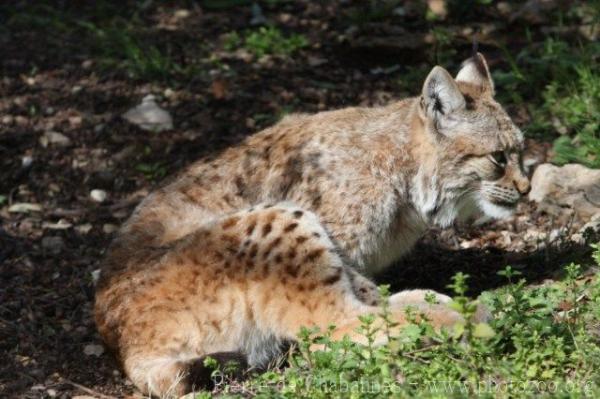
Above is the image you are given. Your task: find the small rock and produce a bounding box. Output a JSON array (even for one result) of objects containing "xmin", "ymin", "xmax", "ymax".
[
  {"xmin": 76, "ymin": 224, "xmax": 93, "ymax": 234},
  {"xmin": 103, "ymin": 224, "xmax": 118, "ymax": 234},
  {"xmin": 81, "ymin": 59, "xmax": 94, "ymax": 69},
  {"xmin": 90, "ymin": 189, "xmax": 108, "ymax": 203},
  {"xmin": 42, "ymin": 236, "xmax": 65, "ymax": 254},
  {"xmin": 71, "ymin": 85, "xmax": 83, "ymax": 94},
  {"xmin": 278, "ymin": 13, "xmax": 292, "ymax": 23},
  {"xmin": 122, "ymin": 95, "xmax": 173, "ymax": 132},
  {"xmin": 46, "ymin": 388, "xmax": 57, "ymax": 397},
  {"xmin": 40, "ymin": 131, "xmax": 71, "ymax": 147},
  {"xmin": 83, "ymin": 343, "xmax": 105, "ymax": 357},
  {"xmin": 529, "ymin": 163, "xmax": 600, "ymax": 220},
  {"xmin": 91, "ymin": 269, "xmax": 101, "ymax": 285},
  {"xmin": 163, "ymin": 88, "xmax": 175, "ymax": 98},
  {"xmin": 174, "ymin": 9, "xmax": 190, "ymax": 19},
  {"xmin": 69, "ymin": 115, "xmax": 83, "ymax": 127},
  {"xmin": 21, "ymin": 155, "xmax": 33, "ymax": 168},
  {"xmin": 1, "ymin": 115, "xmax": 14, "ymax": 125},
  {"xmin": 15, "ymin": 115, "xmax": 28, "ymax": 126}
]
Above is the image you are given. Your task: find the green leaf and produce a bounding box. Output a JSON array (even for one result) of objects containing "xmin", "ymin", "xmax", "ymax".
[
  {"xmin": 452, "ymin": 322, "xmax": 465, "ymax": 339},
  {"xmin": 473, "ymin": 322, "xmax": 496, "ymax": 339},
  {"xmin": 400, "ymin": 324, "xmax": 422, "ymax": 342}
]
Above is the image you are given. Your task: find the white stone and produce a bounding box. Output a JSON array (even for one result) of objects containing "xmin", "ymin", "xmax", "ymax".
[
  {"xmin": 90, "ymin": 189, "xmax": 108, "ymax": 203},
  {"xmin": 122, "ymin": 95, "xmax": 173, "ymax": 132},
  {"xmin": 21, "ymin": 155, "xmax": 33, "ymax": 168}
]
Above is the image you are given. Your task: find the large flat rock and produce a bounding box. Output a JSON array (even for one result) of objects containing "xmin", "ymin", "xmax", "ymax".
[{"xmin": 529, "ymin": 163, "xmax": 600, "ymax": 221}]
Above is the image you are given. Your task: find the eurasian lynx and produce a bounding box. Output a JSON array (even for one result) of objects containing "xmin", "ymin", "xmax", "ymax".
[{"xmin": 95, "ymin": 53, "xmax": 530, "ymax": 397}]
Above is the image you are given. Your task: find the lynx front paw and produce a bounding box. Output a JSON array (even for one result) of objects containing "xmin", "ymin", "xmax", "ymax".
[
  {"xmin": 348, "ymin": 271, "xmax": 380, "ymax": 306},
  {"xmin": 388, "ymin": 289, "xmax": 492, "ymax": 326}
]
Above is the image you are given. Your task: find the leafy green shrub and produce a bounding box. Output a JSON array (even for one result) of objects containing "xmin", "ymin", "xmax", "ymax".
[
  {"xmin": 549, "ymin": 65, "xmax": 600, "ymax": 168},
  {"xmin": 224, "ymin": 26, "xmax": 308, "ymax": 58},
  {"xmin": 491, "ymin": 1, "xmax": 599, "ymax": 167},
  {"xmin": 77, "ymin": 19, "xmax": 189, "ymax": 81},
  {"xmin": 200, "ymin": 244, "xmax": 600, "ymax": 398}
]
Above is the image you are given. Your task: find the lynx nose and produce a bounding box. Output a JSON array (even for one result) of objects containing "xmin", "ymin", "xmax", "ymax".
[{"xmin": 513, "ymin": 174, "xmax": 530, "ymax": 196}]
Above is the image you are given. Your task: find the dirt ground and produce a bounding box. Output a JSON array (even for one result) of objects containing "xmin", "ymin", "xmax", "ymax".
[{"xmin": 0, "ymin": 1, "xmax": 596, "ymax": 398}]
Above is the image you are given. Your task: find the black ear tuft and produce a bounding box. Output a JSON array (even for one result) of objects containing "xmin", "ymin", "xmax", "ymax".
[
  {"xmin": 422, "ymin": 66, "xmax": 465, "ymax": 124},
  {"xmin": 432, "ymin": 94, "xmax": 444, "ymax": 115}
]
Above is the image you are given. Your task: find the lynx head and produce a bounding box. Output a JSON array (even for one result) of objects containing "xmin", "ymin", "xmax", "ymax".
[{"xmin": 417, "ymin": 53, "xmax": 530, "ymax": 223}]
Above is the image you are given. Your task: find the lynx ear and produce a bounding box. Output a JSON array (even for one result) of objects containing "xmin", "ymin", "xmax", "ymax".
[
  {"xmin": 456, "ymin": 52, "xmax": 494, "ymax": 94},
  {"xmin": 422, "ymin": 66, "xmax": 465, "ymax": 124}
]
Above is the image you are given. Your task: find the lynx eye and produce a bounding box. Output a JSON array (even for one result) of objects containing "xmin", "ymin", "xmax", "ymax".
[{"xmin": 489, "ymin": 151, "xmax": 507, "ymax": 167}]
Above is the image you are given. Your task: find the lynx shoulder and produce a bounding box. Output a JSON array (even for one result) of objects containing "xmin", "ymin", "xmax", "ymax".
[{"xmin": 95, "ymin": 53, "xmax": 528, "ymax": 397}]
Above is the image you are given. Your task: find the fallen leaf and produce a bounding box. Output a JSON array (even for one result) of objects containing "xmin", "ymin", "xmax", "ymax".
[
  {"xmin": 42, "ymin": 220, "xmax": 73, "ymax": 230},
  {"xmin": 40, "ymin": 131, "xmax": 71, "ymax": 147},
  {"xmin": 8, "ymin": 203, "xmax": 42, "ymax": 213},
  {"xmin": 211, "ymin": 79, "xmax": 229, "ymax": 100}
]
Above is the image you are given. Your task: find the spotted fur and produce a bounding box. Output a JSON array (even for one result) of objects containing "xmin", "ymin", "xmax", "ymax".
[{"xmin": 95, "ymin": 54, "xmax": 528, "ymax": 397}]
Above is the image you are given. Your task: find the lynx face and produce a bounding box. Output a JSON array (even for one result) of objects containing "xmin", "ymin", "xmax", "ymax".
[{"xmin": 420, "ymin": 53, "xmax": 530, "ymax": 221}]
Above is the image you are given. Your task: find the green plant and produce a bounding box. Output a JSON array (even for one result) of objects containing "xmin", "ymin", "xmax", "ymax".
[
  {"xmin": 549, "ymin": 64, "xmax": 600, "ymax": 167},
  {"xmin": 491, "ymin": 2, "xmax": 599, "ymax": 167},
  {"xmin": 77, "ymin": 19, "xmax": 189, "ymax": 81},
  {"xmin": 225, "ymin": 26, "xmax": 308, "ymax": 58},
  {"xmin": 135, "ymin": 161, "xmax": 167, "ymax": 181}
]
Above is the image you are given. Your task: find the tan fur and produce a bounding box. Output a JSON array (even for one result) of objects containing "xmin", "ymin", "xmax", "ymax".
[{"xmin": 95, "ymin": 54, "xmax": 528, "ymax": 397}]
